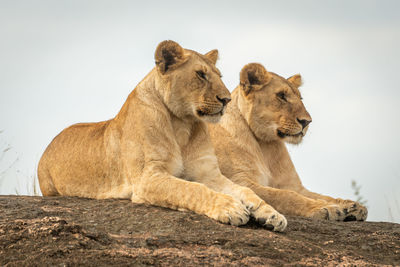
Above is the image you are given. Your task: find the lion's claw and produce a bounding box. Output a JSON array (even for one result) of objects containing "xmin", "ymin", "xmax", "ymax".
[{"xmin": 252, "ymin": 205, "xmax": 287, "ymax": 232}]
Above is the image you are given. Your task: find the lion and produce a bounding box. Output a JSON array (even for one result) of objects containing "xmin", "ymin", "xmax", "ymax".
[
  {"xmin": 38, "ymin": 41, "xmax": 287, "ymax": 231},
  {"xmin": 208, "ymin": 63, "xmax": 368, "ymax": 221}
]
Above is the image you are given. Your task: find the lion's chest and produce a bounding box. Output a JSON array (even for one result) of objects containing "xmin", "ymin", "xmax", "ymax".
[
  {"xmin": 167, "ymin": 152, "xmax": 184, "ymax": 178},
  {"xmin": 173, "ymin": 122, "xmax": 192, "ymax": 148},
  {"xmin": 169, "ymin": 119, "xmax": 193, "ymax": 178},
  {"xmin": 257, "ymin": 170, "xmax": 272, "ymax": 187}
]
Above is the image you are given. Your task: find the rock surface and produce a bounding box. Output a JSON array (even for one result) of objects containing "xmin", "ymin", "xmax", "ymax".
[{"xmin": 0, "ymin": 196, "xmax": 399, "ymax": 266}]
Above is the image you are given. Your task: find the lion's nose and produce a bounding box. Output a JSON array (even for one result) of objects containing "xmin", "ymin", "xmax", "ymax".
[
  {"xmin": 216, "ymin": 96, "xmax": 231, "ymax": 106},
  {"xmin": 297, "ymin": 118, "xmax": 311, "ymax": 129}
]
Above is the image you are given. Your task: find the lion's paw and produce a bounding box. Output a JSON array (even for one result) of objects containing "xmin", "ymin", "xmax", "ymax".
[
  {"xmin": 208, "ymin": 194, "xmax": 250, "ymax": 226},
  {"xmin": 336, "ymin": 200, "xmax": 368, "ymax": 221},
  {"xmin": 252, "ymin": 205, "xmax": 287, "ymax": 232},
  {"xmin": 309, "ymin": 204, "xmax": 346, "ymax": 221}
]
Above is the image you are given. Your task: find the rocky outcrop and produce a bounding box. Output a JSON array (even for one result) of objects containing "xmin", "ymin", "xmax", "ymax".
[{"xmin": 1, "ymin": 196, "xmax": 399, "ymax": 266}]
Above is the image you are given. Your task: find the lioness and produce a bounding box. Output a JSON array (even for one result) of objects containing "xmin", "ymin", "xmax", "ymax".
[
  {"xmin": 209, "ymin": 63, "xmax": 368, "ymax": 221},
  {"xmin": 38, "ymin": 41, "xmax": 287, "ymax": 231}
]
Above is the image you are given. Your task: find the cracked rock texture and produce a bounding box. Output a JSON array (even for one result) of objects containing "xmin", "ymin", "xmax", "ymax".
[{"xmin": 1, "ymin": 196, "xmax": 399, "ymax": 266}]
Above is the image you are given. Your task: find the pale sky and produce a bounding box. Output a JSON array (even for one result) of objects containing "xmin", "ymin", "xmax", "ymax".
[{"xmin": 1, "ymin": 0, "xmax": 399, "ymax": 223}]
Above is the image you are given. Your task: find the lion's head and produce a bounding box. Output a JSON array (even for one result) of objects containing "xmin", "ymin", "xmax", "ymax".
[
  {"xmin": 154, "ymin": 40, "xmax": 231, "ymax": 123},
  {"xmin": 236, "ymin": 63, "xmax": 312, "ymax": 144}
]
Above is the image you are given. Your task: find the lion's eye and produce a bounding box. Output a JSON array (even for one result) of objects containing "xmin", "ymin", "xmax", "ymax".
[
  {"xmin": 196, "ymin": 70, "xmax": 207, "ymax": 80},
  {"xmin": 277, "ymin": 92, "xmax": 287, "ymax": 101}
]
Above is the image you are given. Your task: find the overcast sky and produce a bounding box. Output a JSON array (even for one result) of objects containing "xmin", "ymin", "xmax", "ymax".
[{"xmin": 1, "ymin": 0, "xmax": 399, "ymax": 223}]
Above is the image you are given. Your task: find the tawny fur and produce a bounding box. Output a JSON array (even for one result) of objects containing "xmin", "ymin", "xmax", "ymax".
[
  {"xmin": 38, "ymin": 42, "xmax": 287, "ymax": 231},
  {"xmin": 208, "ymin": 63, "xmax": 368, "ymax": 221}
]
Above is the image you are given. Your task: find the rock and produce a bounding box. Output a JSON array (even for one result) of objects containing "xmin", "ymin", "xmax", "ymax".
[{"xmin": 0, "ymin": 196, "xmax": 399, "ymax": 266}]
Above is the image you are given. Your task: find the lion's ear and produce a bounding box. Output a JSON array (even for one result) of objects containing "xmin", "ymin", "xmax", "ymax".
[
  {"xmin": 205, "ymin": 49, "xmax": 218, "ymax": 65},
  {"xmin": 240, "ymin": 63, "xmax": 271, "ymax": 95},
  {"xmin": 287, "ymin": 74, "xmax": 302, "ymax": 88},
  {"xmin": 155, "ymin": 40, "xmax": 188, "ymax": 74}
]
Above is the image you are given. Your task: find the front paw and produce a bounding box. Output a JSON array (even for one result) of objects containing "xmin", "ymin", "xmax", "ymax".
[
  {"xmin": 207, "ymin": 193, "xmax": 250, "ymax": 226},
  {"xmin": 308, "ymin": 204, "xmax": 346, "ymax": 221},
  {"xmin": 252, "ymin": 205, "xmax": 287, "ymax": 232},
  {"xmin": 336, "ymin": 199, "xmax": 368, "ymax": 221}
]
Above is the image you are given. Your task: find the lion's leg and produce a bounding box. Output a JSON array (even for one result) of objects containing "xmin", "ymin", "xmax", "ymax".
[
  {"xmin": 276, "ymin": 178, "xmax": 368, "ymax": 221},
  {"xmin": 194, "ymin": 174, "xmax": 287, "ymax": 232},
  {"xmin": 235, "ymin": 177, "xmax": 350, "ymax": 221},
  {"xmin": 264, "ymin": 142, "xmax": 367, "ymax": 221},
  {"xmin": 135, "ymin": 169, "xmax": 249, "ymax": 226},
  {"xmin": 295, "ymin": 188, "xmax": 368, "ymax": 221}
]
